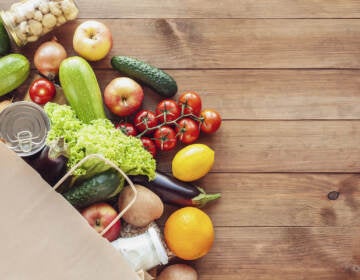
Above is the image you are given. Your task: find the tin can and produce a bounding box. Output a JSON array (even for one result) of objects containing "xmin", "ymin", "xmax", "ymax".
[
  {"xmin": 0, "ymin": 101, "xmax": 50, "ymax": 157},
  {"xmin": 0, "ymin": 0, "xmax": 79, "ymax": 47}
]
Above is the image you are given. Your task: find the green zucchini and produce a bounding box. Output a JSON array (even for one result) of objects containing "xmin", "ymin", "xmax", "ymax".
[
  {"xmin": 62, "ymin": 170, "xmax": 122, "ymax": 208},
  {"xmin": 0, "ymin": 21, "xmax": 11, "ymax": 56},
  {"xmin": 59, "ymin": 56, "xmax": 106, "ymax": 123},
  {"xmin": 0, "ymin": 54, "xmax": 30, "ymax": 97},
  {"xmin": 111, "ymin": 56, "xmax": 178, "ymax": 98}
]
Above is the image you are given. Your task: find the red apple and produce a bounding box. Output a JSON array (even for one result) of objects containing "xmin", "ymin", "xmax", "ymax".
[
  {"xmin": 104, "ymin": 77, "xmax": 144, "ymax": 117},
  {"xmin": 73, "ymin": 20, "xmax": 113, "ymax": 61},
  {"xmin": 81, "ymin": 202, "xmax": 121, "ymax": 242}
]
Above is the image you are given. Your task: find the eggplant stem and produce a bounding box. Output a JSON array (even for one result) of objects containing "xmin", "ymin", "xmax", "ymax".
[
  {"xmin": 48, "ymin": 138, "xmax": 69, "ymax": 160},
  {"xmin": 192, "ymin": 187, "xmax": 221, "ymax": 208}
]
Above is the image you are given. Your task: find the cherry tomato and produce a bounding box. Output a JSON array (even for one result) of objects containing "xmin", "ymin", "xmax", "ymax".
[
  {"xmin": 178, "ymin": 91, "xmax": 202, "ymax": 116},
  {"xmin": 156, "ymin": 99, "xmax": 181, "ymax": 123},
  {"xmin": 140, "ymin": 137, "xmax": 157, "ymax": 157},
  {"xmin": 116, "ymin": 122, "xmax": 137, "ymax": 137},
  {"xmin": 29, "ymin": 78, "xmax": 56, "ymax": 105},
  {"xmin": 134, "ymin": 110, "xmax": 158, "ymax": 135},
  {"xmin": 153, "ymin": 126, "xmax": 177, "ymax": 151},
  {"xmin": 176, "ymin": 117, "xmax": 200, "ymax": 144},
  {"xmin": 200, "ymin": 109, "xmax": 222, "ymax": 134}
]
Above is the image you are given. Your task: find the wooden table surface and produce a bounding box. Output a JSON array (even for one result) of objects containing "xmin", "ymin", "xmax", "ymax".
[{"xmin": 2, "ymin": 0, "xmax": 360, "ymax": 279}]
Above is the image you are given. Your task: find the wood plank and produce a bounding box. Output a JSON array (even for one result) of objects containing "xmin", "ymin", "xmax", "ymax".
[
  {"xmin": 195, "ymin": 227, "xmax": 360, "ymax": 280},
  {"xmin": 1, "ymin": 0, "xmax": 360, "ymax": 19},
  {"xmin": 75, "ymin": 0, "xmax": 360, "ymax": 19},
  {"xmin": 186, "ymin": 173, "xmax": 360, "ymax": 227},
  {"xmin": 20, "ymin": 19, "xmax": 360, "ymax": 69},
  {"xmin": 156, "ymin": 120, "xmax": 360, "ymax": 173}
]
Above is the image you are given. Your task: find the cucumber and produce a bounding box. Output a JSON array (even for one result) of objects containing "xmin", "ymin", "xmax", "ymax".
[
  {"xmin": 62, "ymin": 170, "xmax": 122, "ymax": 208},
  {"xmin": 0, "ymin": 21, "xmax": 11, "ymax": 56},
  {"xmin": 111, "ymin": 56, "xmax": 178, "ymax": 98},
  {"xmin": 59, "ymin": 56, "xmax": 106, "ymax": 123},
  {"xmin": 0, "ymin": 54, "xmax": 30, "ymax": 97}
]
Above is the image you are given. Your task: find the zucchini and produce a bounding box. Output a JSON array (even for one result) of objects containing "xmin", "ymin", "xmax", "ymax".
[
  {"xmin": 59, "ymin": 56, "xmax": 106, "ymax": 123},
  {"xmin": 111, "ymin": 56, "xmax": 178, "ymax": 98},
  {"xmin": 0, "ymin": 21, "xmax": 11, "ymax": 56},
  {"xmin": 62, "ymin": 170, "xmax": 122, "ymax": 208},
  {"xmin": 0, "ymin": 54, "xmax": 30, "ymax": 97}
]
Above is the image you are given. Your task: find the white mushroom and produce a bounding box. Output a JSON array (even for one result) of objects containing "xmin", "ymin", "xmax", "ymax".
[
  {"xmin": 42, "ymin": 13, "xmax": 57, "ymax": 28},
  {"xmin": 13, "ymin": 9, "xmax": 26, "ymax": 24},
  {"xmin": 34, "ymin": 10, "xmax": 43, "ymax": 21},
  {"xmin": 49, "ymin": 2, "xmax": 62, "ymax": 16},
  {"xmin": 56, "ymin": 15, "xmax": 66, "ymax": 26},
  {"xmin": 61, "ymin": 0, "xmax": 79, "ymax": 20},
  {"xmin": 24, "ymin": 4, "xmax": 35, "ymax": 19},
  {"xmin": 38, "ymin": 1, "xmax": 50, "ymax": 14},
  {"xmin": 27, "ymin": 35, "xmax": 39, "ymax": 42},
  {"xmin": 18, "ymin": 21, "xmax": 30, "ymax": 34},
  {"xmin": 28, "ymin": 19, "xmax": 43, "ymax": 36}
]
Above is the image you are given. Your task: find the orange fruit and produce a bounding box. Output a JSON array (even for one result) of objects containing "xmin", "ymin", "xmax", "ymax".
[{"xmin": 164, "ymin": 207, "xmax": 214, "ymax": 260}]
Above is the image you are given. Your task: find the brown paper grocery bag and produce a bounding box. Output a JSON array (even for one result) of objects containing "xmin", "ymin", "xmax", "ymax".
[{"xmin": 0, "ymin": 143, "xmax": 140, "ymax": 280}]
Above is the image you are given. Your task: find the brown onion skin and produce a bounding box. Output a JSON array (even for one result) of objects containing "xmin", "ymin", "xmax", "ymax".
[{"xmin": 34, "ymin": 38, "xmax": 67, "ymax": 79}]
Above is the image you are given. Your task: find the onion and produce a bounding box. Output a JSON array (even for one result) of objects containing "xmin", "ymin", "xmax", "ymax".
[{"xmin": 34, "ymin": 37, "xmax": 67, "ymax": 79}]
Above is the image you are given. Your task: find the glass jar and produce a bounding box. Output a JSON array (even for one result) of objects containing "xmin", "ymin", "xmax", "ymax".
[
  {"xmin": 111, "ymin": 225, "xmax": 168, "ymax": 272},
  {"xmin": 0, "ymin": 0, "xmax": 79, "ymax": 47}
]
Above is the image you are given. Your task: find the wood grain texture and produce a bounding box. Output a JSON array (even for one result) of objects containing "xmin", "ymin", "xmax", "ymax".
[
  {"xmin": 73, "ymin": 0, "xmax": 360, "ymax": 19},
  {"xmin": 157, "ymin": 120, "xmax": 360, "ymax": 173},
  {"xmin": 195, "ymin": 227, "xmax": 360, "ymax": 280},
  {"xmin": 15, "ymin": 69, "xmax": 360, "ymax": 120},
  {"xmin": 189, "ymin": 173, "xmax": 360, "ymax": 227},
  {"xmin": 19, "ymin": 19, "xmax": 360, "ymax": 69}
]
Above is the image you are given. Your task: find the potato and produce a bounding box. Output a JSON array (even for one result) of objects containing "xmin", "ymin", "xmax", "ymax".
[
  {"xmin": 118, "ymin": 184, "xmax": 164, "ymax": 227},
  {"xmin": 157, "ymin": 264, "xmax": 198, "ymax": 280}
]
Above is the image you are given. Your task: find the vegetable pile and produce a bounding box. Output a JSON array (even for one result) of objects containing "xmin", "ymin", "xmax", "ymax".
[{"xmin": 0, "ymin": 8, "xmax": 224, "ymax": 278}]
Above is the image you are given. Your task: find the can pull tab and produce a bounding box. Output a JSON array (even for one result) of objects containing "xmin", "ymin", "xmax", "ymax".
[{"xmin": 16, "ymin": 131, "xmax": 33, "ymax": 153}]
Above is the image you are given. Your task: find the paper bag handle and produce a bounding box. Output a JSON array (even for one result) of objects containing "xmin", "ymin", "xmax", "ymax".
[{"xmin": 53, "ymin": 154, "xmax": 138, "ymax": 236}]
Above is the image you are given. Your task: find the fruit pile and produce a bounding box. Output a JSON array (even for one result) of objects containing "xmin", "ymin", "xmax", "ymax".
[{"xmin": 0, "ymin": 9, "xmax": 223, "ymax": 279}]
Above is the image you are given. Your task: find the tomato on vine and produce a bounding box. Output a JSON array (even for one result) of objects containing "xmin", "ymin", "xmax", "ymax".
[
  {"xmin": 200, "ymin": 109, "xmax": 222, "ymax": 134},
  {"xmin": 178, "ymin": 91, "xmax": 202, "ymax": 116},
  {"xmin": 134, "ymin": 110, "xmax": 158, "ymax": 135},
  {"xmin": 153, "ymin": 126, "xmax": 177, "ymax": 151},
  {"xmin": 176, "ymin": 117, "xmax": 200, "ymax": 144},
  {"xmin": 156, "ymin": 99, "xmax": 181, "ymax": 123},
  {"xmin": 140, "ymin": 137, "xmax": 157, "ymax": 157},
  {"xmin": 115, "ymin": 122, "xmax": 137, "ymax": 137}
]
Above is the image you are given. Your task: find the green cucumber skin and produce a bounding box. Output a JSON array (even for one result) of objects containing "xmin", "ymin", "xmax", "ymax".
[
  {"xmin": 0, "ymin": 21, "xmax": 11, "ymax": 56},
  {"xmin": 63, "ymin": 170, "xmax": 121, "ymax": 208},
  {"xmin": 0, "ymin": 54, "xmax": 30, "ymax": 97},
  {"xmin": 59, "ymin": 56, "xmax": 106, "ymax": 123},
  {"xmin": 111, "ymin": 56, "xmax": 178, "ymax": 98}
]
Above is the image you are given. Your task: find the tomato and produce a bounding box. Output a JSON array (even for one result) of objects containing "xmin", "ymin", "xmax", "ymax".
[
  {"xmin": 178, "ymin": 91, "xmax": 202, "ymax": 116},
  {"xmin": 115, "ymin": 122, "xmax": 137, "ymax": 137},
  {"xmin": 134, "ymin": 110, "xmax": 158, "ymax": 135},
  {"xmin": 156, "ymin": 99, "xmax": 181, "ymax": 123},
  {"xmin": 172, "ymin": 144, "xmax": 215, "ymax": 182},
  {"xmin": 153, "ymin": 126, "xmax": 177, "ymax": 151},
  {"xmin": 200, "ymin": 109, "xmax": 222, "ymax": 134},
  {"xmin": 176, "ymin": 117, "xmax": 200, "ymax": 144},
  {"xmin": 140, "ymin": 137, "xmax": 157, "ymax": 157},
  {"xmin": 29, "ymin": 78, "xmax": 56, "ymax": 105}
]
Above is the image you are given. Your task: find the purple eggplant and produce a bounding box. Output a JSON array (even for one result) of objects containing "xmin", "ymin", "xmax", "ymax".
[
  {"xmin": 129, "ymin": 171, "xmax": 221, "ymax": 207},
  {"xmin": 30, "ymin": 138, "xmax": 68, "ymax": 186}
]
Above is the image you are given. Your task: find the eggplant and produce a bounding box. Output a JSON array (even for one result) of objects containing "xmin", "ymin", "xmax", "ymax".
[
  {"xmin": 129, "ymin": 171, "xmax": 221, "ymax": 207},
  {"xmin": 30, "ymin": 138, "xmax": 68, "ymax": 186}
]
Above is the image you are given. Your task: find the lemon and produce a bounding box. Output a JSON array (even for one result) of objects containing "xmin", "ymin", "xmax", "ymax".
[{"xmin": 171, "ymin": 144, "xmax": 215, "ymax": 181}]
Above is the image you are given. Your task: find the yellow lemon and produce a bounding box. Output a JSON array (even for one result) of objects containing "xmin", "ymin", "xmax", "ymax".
[{"xmin": 172, "ymin": 144, "xmax": 214, "ymax": 182}]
